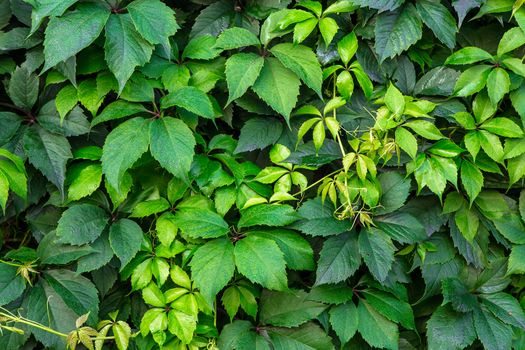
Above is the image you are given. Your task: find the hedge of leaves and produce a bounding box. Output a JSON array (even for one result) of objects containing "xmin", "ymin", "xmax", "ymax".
[{"xmin": 3, "ymin": 0, "xmax": 525, "ymax": 349}]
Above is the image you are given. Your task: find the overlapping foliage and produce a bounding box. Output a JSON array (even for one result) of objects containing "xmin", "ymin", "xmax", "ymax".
[{"xmin": 2, "ymin": 0, "xmax": 525, "ymax": 349}]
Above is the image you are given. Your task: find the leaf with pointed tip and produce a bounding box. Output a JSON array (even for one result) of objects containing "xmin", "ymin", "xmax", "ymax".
[
  {"xmin": 127, "ymin": 0, "xmax": 179, "ymax": 48},
  {"xmin": 160, "ymin": 86, "xmax": 214, "ymax": 118},
  {"xmin": 315, "ymin": 232, "xmax": 360, "ymax": 285},
  {"xmin": 358, "ymin": 228, "xmax": 395, "ymax": 282},
  {"xmin": 109, "ymin": 218, "xmax": 143, "ymax": 269},
  {"xmin": 225, "ymin": 53, "xmax": 265, "ymax": 106}
]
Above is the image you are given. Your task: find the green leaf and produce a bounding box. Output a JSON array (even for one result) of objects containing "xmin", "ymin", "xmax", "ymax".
[
  {"xmin": 76, "ymin": 232, "xmax": 113, "ymax": 273},
  {"xmin": 404, "ymin": 119, "xmax": 445, "ymax": 140},
  {"xmin": 182, "ymin": 35, "xmax": 221, "ymax": 60},
  {"xmin": 215, "ymin": 27, "xmax": 260, "ymax": 50},
  {"xmin": 225, "ymin": 53, "xmax": 265, "ymax": 106},
  {"xmin": 473, "ymin": 304, "xmax": 513, "ymax": 350},
  {"xmin": 235, "ymin": 235, "xmax": 287, "ymax": 290},
  {"xmin": 453, "ymin": 65, "xmax": 492, "ymax": 96},
  {"xmin": 113, "ymin": 321, "xmax": 132, "ymax": 350},
  {"xmin": 160, "ymin": 86, "xmax": 214, "ymax": 118},
  {"xmin": 329, "ymin": 302, "xmax": 358, "ymax": 344},
  {"xmin": 455, "ymin": 206, "xmax": 479, "ymax": 241},
  {"xmin": 460, "ymin": 160, "xmax": 483, "ymax": 204},
  {"xmin": 8, "ymin": 65, "xmax": 38, "ymax": 109},
  {"xmin": 442, "ymin": 277, "xmax": 478, "ymax": 312},
  {"xmin": 101, "ymin": 117, "xmax": 150, "ymax": 193},
  {"xmin": 481, "ymin": 117, "xmax": 523, "ymax": 138},
  {"xmin": 238, "ymin": 204, "xmax": 298, "ymax": 228},
  {"xmin": 375, "ymin": 212, "xmax": 427, "ymax": 244},
  {"xmin": 44, "ymin": 269, "xmax": 99, "ymax": 323},
  {"xmin": 337, "ymin": 32, "xmax": 358, "ymax": 66},
  {"xmin": 357, "ymin": 299, "xmax": 399, "ymax": 350},
  {"xmin": 376, "ymin": 171, "xmax": 412, "ymax": 215},
  {"xmin": 416, "ymin": 0, "xmax": 457, "ymax": 48},
  {"xmin": 363, "ymin": 290, "xmax": 415, "ymax": 329},
  {"xmin": 508, "ymin": 244, "xmax": 525, "ymax": 274},
  {"xmin": 486, "ymin": 67, "xmax": 509, "ymax": 105},
  {"xmin": 43, "ymin": 3, "xmax": 110, "ymax": 71},
  {"xmin": 374, "ymin": 4, "xmax": 422, "ymax": 62},
  {"xmin": 270, "ymin": 43, "xmax": 323, "ymax": 97},
  {"xmin": 190, "ymin": 237, "xmax": 235, "ymax": 304},
  {"xmin": 480, "ymin": 292, "xmax": 525, "ymax": 329},
  {"xmin": 168, "ymin": 310, "xmax": 196, "ymax": 345},
  {"xmin": 385, "ymin": 83, "xmax": 405, "ymax": 117},
  {"xmin": 109, "ymin": 218, "xmax": 143, "ymax": 269},
  {"xmin": 37, "ymin": 231, "xmax": 94, "ymax": 265},
  {"xmin": 0, "ymin": 171, "xmax": 8, "ymax": 212},
  {"xmin": 252, "ymin": 57, "xmax": 300, "ymax": 125},
  {"xmin": 260, "ymin": 290, "xmax": 327, "ymax": 327},
  {"xmin": 56, "ymin": 204, "xmax": 109, "ymax": 245},
  {"xmin": 234, "ymin": 117, "xmax": 283, "ymax": 153},
  {"xmin": 315, "ymin": 232, "xmax": 361, "ymax": 285},
  {"xmin": 91, "ymin": 101, "xmax": 147, "ymax": 127},
  {"xmin": 395, "ymin": 127, "xmax": 417, "ymax": 159},
  {"xmin": 446, "ymin": 47, "xmax": 493, "ymax": 65},
  {"xmin": 250, "ymin": 229, "xmax": 314, "ymax": 271},
  {"xmin": 269, "ymin": 322, "xmax": 335, "ymax": 350},
  {"xmin": 358, "ymin": 228, "xmax": 395, "ymax": 282},
  {"xmin": 55, "ymin": 85, "xmax": 78, "ymax": 122},
  {"xmin": 0, "ymin": 264, "xmax": 25, "ymax": 305},
  {"xmin": 127, "ymin": 0, "xmax": 179, "ymax": 48},
  {"xmin": 23, "ymin": 125, "xmax": 72, "ymax": 196},
  {"xmin": 29, "ymin": 0, "xmax": 78, "ymax": 35},
  {"xmin": 427, "ymin": 305, "xmax": 476, "ymax": 350},
  {"xmin": 291, "ymin": 198, "xmax": 353, "ymax": 236},
  {"xmin": 174, "ymin": 208, "xmax": 229, "ymax": 239},
  {"xmin": 479, "ymin": 130, "xmax": 504, "ymax": 162},
  {"xmin": 149, "ymin": 117, "xmax": 195, "ymax": 180},
  {"xmin": 497, "ymin": 27, "xmax": 525, "ymax": 56},
  {"xmin": 104, "ymin": 14, "xmax": 154, "ymax": 92},
  {"xmin": 67, "ymin": 163, "xmax": 102, "ymax": 201},
  {"xmin": 319, "ymin": 17, "xmax": 339, "ymax": 46}
]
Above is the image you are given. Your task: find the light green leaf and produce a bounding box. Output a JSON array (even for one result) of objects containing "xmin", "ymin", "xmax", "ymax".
[
  {"xmin": 453, "ymin": 65, "xmax": 492, "ymax": 96},
  {"xmin": 404, "ymin": 119, "xmax": 445, "ymax": 140},
  {"xmin": 445, "ymin": 46, "xmax": 492, "ymax": 65},
  {"xmin": 234, "ymin": 235, "xmax": 287, "ymax": 290},
  {"xmin": 481, "ymin": 117, "xmax": 523, "ymax": 138},
  {"xmin": 319, "ymin": 17, "xmax": 338, "ymax": 46},
  {"xmin": 67, "ymin": 163, "xmax": 102, "ymax": 201},
  {"xmin": 385, "ymin": 83, "xmax": 405, "ymax": 117},
  {"xmin": 182, "ymin": 35, "xmax": 221, "ymax": 60},
  {"xmin": 225, "ymin": 53, "xmax": 265, "ymax": 106},
  {"xmin": 160, "ymin": 86, "xmax": 214, "ymax": 118},
  {"xmin": 337, "ymin": 32, "xmax": 358, "ymax": 66},
  {"xmin": 497, "ymin": 27, "xmax": 525, "ymax": 56},
  {"xmin": 479, "ymin": 130, "xmax": 504, "ymax": 162},
  {"xmin": 190, "ymin": 237, "xmax": 235, "ymax": 304},
  {"xmin": 395, "ymin": 127, "xmax": 418, "ymax": 159},
  {"xmin": 43, "ymin": 3, "xmax": 109, "ymax": 71},
  {"xmin": 104, "ymin": 14, "xmax": 153, "ymax": 93},
  {"xmin": 101, "ymin": 117, "xmax": 150, "ymax": 193},
  {"xmin": 486, "ymin": 67, "xmax": 509, "ymax": 105},
  {"xmin": 460, "ymin": 160, "xmax": 483, "ymax": 204},
  {"xmin": 55, "ymin": 85, "xmax": 78, "ymax": 122},
  {"xmin": 252, "ymin": 57, "xmax": 300, "ymax": 125},
  {"xmin": 270, "ymin": 43, "xmax": 323, "ymax": 96}
]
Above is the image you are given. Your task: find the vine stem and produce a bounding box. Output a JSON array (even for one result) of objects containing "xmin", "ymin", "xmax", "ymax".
[
  {"xmin": 0, "ymin": 312, "xmax": 68, "ymax": 338},
  {"xmin": 290, "ymin": 168, "xmax": 342, "ymax": 197}
]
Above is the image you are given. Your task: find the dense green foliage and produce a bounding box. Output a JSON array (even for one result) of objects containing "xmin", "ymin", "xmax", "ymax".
[{"xmin": 2, "ymin": 0, "xmax": 525, "ymax": 349}]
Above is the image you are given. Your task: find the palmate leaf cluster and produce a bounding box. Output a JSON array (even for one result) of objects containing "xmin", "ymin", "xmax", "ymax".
[{"xmin": 2, "ymin": 0, "xmax": 525, "ymax": 349}]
